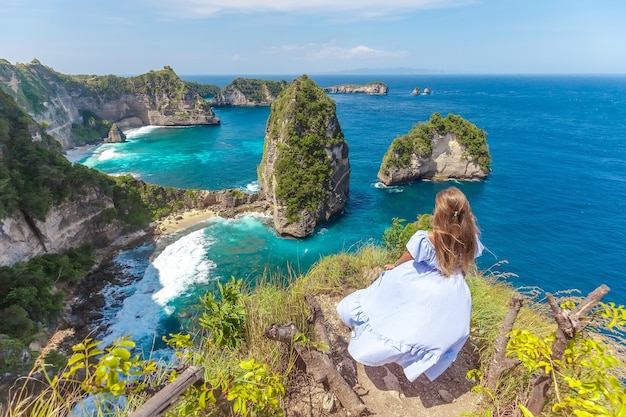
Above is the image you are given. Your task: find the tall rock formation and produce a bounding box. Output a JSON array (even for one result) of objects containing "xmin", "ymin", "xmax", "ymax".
[
  {"xmin": 378, "ymin": 112, "xmax": 491, "ymax": 185},
  {"xmin": 0, "ymin": 59, "xmax": 219, "ymax": 149},
  {"xmin": 209, "ymin": 78, "xmax": 288, "ymax": 107},
  {"xmin": 258, "ymin": 75, "xmax": 350, "ymax": 238}
]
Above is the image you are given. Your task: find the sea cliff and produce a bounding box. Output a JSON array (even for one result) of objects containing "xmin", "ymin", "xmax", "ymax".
[
  {"xmin": 209, "ymin": 78, "xmax": 288, "ymax": 106},
  {"xmin": 0, "ymin": 59, "xmax": 219, "ymax": 149},
  {"xmin": 258, "ymin": 75, "xmax": 350, "ymax": 238}
]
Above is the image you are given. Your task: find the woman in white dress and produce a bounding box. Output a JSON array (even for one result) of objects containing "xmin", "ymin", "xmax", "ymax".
[{"xmin": 336, "ymin": 186, "xmax": 483, "ymax": 382}]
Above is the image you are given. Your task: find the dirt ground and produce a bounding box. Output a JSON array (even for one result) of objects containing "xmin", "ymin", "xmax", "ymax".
[{"xmin": 281, "ymin": 294, "xmax": 481, "ymax": 417}]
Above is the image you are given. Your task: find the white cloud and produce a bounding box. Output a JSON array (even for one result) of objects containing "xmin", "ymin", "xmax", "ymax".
[
  {"xmin": 231, "ymin": 54, "xmax": 243, "ymax": 61},
  {"xmin": 152, "ymin": 0, "xmax": 473, "ymax": 18},
  {"xmin": 266, "ymin": 41, "xmax": 407, "ymax": 61},
  {"xmin": 316, "ymin": 43, "xmax": 401, "ymax": 59}
]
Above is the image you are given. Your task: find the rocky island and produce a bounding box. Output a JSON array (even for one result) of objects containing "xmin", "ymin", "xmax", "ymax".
[
  {"xmin": 378, "ymin": 112, "xmax": 491, "ymax": 185},
  {"xmin": 0, "ymin": 59, "xmax": 219, "ymax": 149},
  {"xmin": 258, "ymin": 75, "xmax": 350, "ymax": 238},
  {"xmin": 411, "ymin": 87, "xmax": 431, "ymax": 95},
  {"xmin": 209, "ymin": 77, "xmax": 288, "ymax": 106},
  {"xmin": 323, "ymin": 81, "xmax": 388, "ymax": 95}
]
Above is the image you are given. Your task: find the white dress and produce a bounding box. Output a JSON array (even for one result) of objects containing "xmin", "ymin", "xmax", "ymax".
[{"xmin": 336, "ymin": 230, "xmax": 483, "ymax": 382}]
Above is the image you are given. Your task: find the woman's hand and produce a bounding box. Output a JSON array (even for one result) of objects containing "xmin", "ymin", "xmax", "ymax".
[{"xmin": 384, "ymin": 263, "xmax": 396, "ymax": 271}]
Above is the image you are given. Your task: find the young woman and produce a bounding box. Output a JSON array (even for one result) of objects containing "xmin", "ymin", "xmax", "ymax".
[{"xmin": 336, "ymin": 186, "xmax": 484, "ymax": 382}]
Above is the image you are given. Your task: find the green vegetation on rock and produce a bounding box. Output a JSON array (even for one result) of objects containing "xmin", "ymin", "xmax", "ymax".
[
  {"xmin": 0, "ymin": 59, "xmax": 84, "ymax": 114},
  {"xmin": 226, "ymin": 77, "xmax": 288, "ymax": 103},
  {"xmin": 380, "ymin": 112, "xmax": 491, "ymax": 175},
  {"xmin": 71, "ymin": 109, "xmax": 112, "ymax": 145},
  {"xmin": 184, "ymin": 80, "xmax": 221, "ymax": 98},
  {"xmin": 0, "ymin": 87, "xmax": 106, "ymax": 221},
  {"xmin": 0, "ymin": 244, "xmax": 95, "ymax": 344},
  {"xmin": 263, "ymin": 75, "xmax": 345, "ymax": 222},
  {"xmin": 0, "ymin": 87, "xmax": 194, "ymax": 227}
]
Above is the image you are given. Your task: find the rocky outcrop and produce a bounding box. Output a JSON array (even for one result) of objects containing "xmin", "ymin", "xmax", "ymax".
[
  {"xmin": 258, "ymin": 75, "xmax": 350, "ymax": 238},
  {"xmin": 411, "ymin": 87, "xmax": 431, "ymax": 96},
  {"xmin": 323, "ymin": 82, "xmax": 388, "ymax": 95},
  {"xmin": 0, "ymin": 187, "xmax": 127, "ymax": 266},
  {"xmin": 378, "ymin": 132, "xmax": 488, "ymax": 185},
  {"xmin": 209, "ymin": 78, "xmax": 288, "ymax": 107},
  {"xmin": 377, "ymin": 113, "xmax": 491, "ymax": 185},
  {"xmin": 0, "ymin": 182, "xmax": 266, "ymax": 267},
  {"xmin": 0, "ymin": 60, "xmax": 219, "ymax": 149},
  {"xmin": 105, "ymin": 123, "xmax": 126, "ymax": 143}
]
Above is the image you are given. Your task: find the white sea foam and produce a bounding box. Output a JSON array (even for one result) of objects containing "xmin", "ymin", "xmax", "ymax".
[
  {"xmin": 245, "ymin": 181, "xmax": 260, "ymax": 193},
  {"xmin": 124, "ymin": 125, "xmax": 161, "ymax": 139},
  {"xmin": 373, "ymin": 181, "xmax": 403, "ymax": 193},
  {"xmin": 101, "ymin": 229, "xmax": 216, "ymax": 347},
  {"xmin": 152, "ymin": 229, "xmax": 216, "ymax": 305},
  {"xmin": 109, "ymin": 171, "xmax": 142, "ymax": 179},
  {"xmin": 98, "ymin": 148, "xmax": 121, "ymax": 161}
]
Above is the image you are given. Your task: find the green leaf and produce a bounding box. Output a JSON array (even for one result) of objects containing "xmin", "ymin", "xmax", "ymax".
[
  {"xmin": 519, "ymin": 403, "xmax": 535, "ymax": 417},
  {"xmin": 112, "ymin": 347, "xmax": 131, "ymax": 361}
]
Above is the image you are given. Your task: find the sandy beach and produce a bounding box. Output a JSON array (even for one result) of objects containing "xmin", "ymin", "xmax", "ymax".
[
  {"xmin": 154, "ymin": 208, "xmax": 218, "ymax": 236},
  {"xmin": 63, "ymin": 144, "xmax": 100, "ymax": 163}
]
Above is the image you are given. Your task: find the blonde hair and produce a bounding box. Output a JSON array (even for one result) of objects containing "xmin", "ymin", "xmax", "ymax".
[{"xmin": 431, "ymin": 187, "xmax": 479, "ymax": 276}]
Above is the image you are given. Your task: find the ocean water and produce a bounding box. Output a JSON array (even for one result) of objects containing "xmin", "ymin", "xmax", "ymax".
[{"xmin": 79, "ymin": 74, "xmax": 626, "ymax": 350}]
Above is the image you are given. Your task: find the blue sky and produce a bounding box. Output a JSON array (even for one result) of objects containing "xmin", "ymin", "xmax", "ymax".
[{"xmin": 1, "ymin": 0, "xmax": 625, "ymax": 76}]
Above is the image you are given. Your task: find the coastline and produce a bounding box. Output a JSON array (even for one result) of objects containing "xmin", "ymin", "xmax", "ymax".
[
  {"xmin": 58, "ymin": 207, "xmax": 221, "ymax": 355},
  {"xmin": 154, "ymin": 208, "xmax": 218, "ymax": 236},
  {"xmin": 63, "ymin": 143, "xmax": 99, "ymax": 163}
]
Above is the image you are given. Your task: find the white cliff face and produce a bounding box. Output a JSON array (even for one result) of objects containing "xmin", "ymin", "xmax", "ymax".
[
  {"xmin": 431, "ymin": 134, "xmax": 486, "ymax": 179},
  {"xmin": 37, "ymin": 88, "xmax": 83, "ymax": 149},
  {"xmin": 0, "ymin": 188, "xmax": 125, "ymax": 266},
  {"xmin": 77, "ymin": 90, "xmax": 219, "ymax": 131},
  {"xmin": 0, "ymin": 63, "xmax": 219, "ymax": 149},
  {"xmin": 377, "ymin": 132, "xmax": 488, "ymax": 185},
  {"xmin": 323, "ymin": 82, "xmax": 388, "ymax": 95},
  {"xmin": 211, "ymin": 88, "xmax": 251, "ymax": 106},
  {"xmin": 209, "ymin": 84, "xmax": 276, "ymax": 107}
]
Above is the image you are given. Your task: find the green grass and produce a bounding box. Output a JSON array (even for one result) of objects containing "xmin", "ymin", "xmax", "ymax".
[{"xmin": 3, "ymin": 240, "xmax": 623, "ymax": 417}]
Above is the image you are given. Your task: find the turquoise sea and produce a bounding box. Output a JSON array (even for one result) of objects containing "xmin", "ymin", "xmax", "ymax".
[{"xmin": 77, "ymin": 74, "xmax": 626, "ymax": 352}]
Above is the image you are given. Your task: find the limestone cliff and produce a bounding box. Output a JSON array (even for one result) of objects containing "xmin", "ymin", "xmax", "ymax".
[
  {"xmin": 0, "ymin": 187, "xmax": 127, "ymax": 266},
  {"xmin": 0, "ymin": 84, "xmax": 261, "ymax": 267},
  {"xmin": 378, "ymin": 113, "xmax": 491, "ymax": 185},
  {"xmin": 0, "ymin": 182, "xmax": 265, "ymax": 267},
  {"xmin": 323, "ymin": 82, "xmax": 388, "ymax": 95},
  {"xmin": 258, "ymin": 75, "xmax": 350, "ymax": 238},
  {"xmin": 209, "ymin": 78, "xmax": 288, "ymax": 107},
  {"xmin": 0, "ymin": 59, "xmax": 219, "ymax": 149}
]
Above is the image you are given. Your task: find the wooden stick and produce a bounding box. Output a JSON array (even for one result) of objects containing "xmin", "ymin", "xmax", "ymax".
[
  {"xmin": 485, "ymin": 295, "xmax": 523, "ymax": 390},
  {"xmin": 129, "ymin": 366, "xmax": 204, "ymax": 417},
  {"xmin": 265, "ymin": 318, "xmax": 367, "ymax": 416}
]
